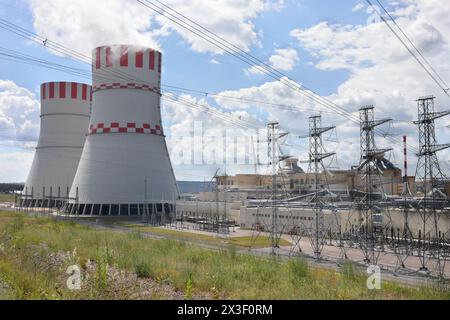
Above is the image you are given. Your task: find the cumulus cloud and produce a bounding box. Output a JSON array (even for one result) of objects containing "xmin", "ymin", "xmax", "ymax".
[
  {"xmin": 0, "ymin": 80, "xmax": 39, "ymax": 182},
  {"xmin": 285, "ymin": 0, "xmax": 450, "ymax": 172},
  {"xmin": 352, "ymin": 3, "xmax": 365, "ymax": 12},
  {"xmin": 28, "ymin": 0, "xmax": 284, "ymax": 56},
  {"xmin": 0, "ymin": 80, "xmax": 40, "ymax": 143},
  {"xmin": 245, "ymin": 65, "xmax": 266, "ymax": 76},
  {"xmin": 162, "ymin": 93, "xmax": 267, "ymax": 178},
  {"xmin": 209, "ymin": 0, "xmax": 450, "ymax": 168},
  {"xmin": 29, "ymin": 0, "xmax": 161, "ymax": 56},
  {"xmin": 269, "ymin": 48, "xmax": 299, "ymax": 71}
]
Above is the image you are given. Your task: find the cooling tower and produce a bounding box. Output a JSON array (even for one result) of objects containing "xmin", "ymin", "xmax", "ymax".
[
  {"xmin": 68, "ymin": 45, "xmax": 178, "ymax": 216},
  {"xmin": 22, "ymin": 82, "xmax": 91, "ymax": 207}
]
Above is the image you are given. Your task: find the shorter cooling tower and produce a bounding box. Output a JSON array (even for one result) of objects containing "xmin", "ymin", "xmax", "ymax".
[
  {"xmin": 68, "ymin": 45, "xmax": 179, "ymax": 217},
  {"xmin": 22, "ymin": 82, "xmax": 91, "ymax": 207}
]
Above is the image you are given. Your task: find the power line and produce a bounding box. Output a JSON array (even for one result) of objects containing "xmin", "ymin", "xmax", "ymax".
[
  {"xmin": 0, "ymin": 26, "xmax": 261, "ymax": 132},
  {"xmin": 365, "ymin": 0, "xmax": 450, "ymax": 97},
  {"xmin": 0, "ymin": 15, "xmax": 418, "ymax": 155},
  {"xmin": 135, "ymin": 0, "xmax": 419, "ymax": 155}
]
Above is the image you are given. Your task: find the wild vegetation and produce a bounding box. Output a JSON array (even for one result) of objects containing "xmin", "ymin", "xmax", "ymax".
[
  {"xmin": 0, "ymin": 211, "xmax": 449, "ymax": 300},
  {"xmin": 119, "ymin": 223, "xmax": 291, "ymax": 248},
  {"xmin": 0, "ymin": 193, "xmax": 15, "ymax": 203}
]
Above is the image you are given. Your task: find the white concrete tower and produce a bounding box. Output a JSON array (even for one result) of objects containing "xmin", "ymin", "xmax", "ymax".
[
  {"xmin": 22, "ymin": 82, "xmax": 91, "ymax": 207},
  {"xmin": 69, "ymin": 45, "xmax": 178, "ymax": 216}
]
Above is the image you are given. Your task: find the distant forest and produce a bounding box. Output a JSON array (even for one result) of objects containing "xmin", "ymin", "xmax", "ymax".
[{"xmin": 0, "ymin": 183, "xmax": 24, "ymax": 193}]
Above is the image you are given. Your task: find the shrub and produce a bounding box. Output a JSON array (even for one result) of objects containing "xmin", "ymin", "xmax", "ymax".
[{"xmin": 135, "ymin": 261, "xmax": 152, "ymax": 278}]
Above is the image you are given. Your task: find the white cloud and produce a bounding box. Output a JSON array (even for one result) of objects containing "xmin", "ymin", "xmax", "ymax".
[
  {"xmin": 268, "ymin": 48, "xmax": 299, "ymax": 71},
  {"xmin": 209, "ymin": 59, "xmax": 220, "ymax": 65},
  {"xmin": 162, "ymin": 93, "xmax": 266, "ymax": 178},
  {"xmin": 352, "ymin": 3, "xmax": 365, "ymax": 12},
  {"xmin": 29, "ymin": 0, "xmax": 161, "ymax": 56},
  {"xmin": 245, "ymin": 65, "xmax": 266, "ymax": 76},
  {"xmin": 0, "ymin": 151, "xmax": 34, "ymax": 182},
  {"xmin": 0, "ymin": 80, "xmax": 40, "ymax": 143},
  {"xmin": 0, "ymin": 80, "xmax": 39, "ymax": 182},
  {"xmin": 287, "ymin": 0, "xmax": 450, "ymax": 172},
  {"xmin": 28, "ymin": 0, "xmax": 284, "ymax": 56}
]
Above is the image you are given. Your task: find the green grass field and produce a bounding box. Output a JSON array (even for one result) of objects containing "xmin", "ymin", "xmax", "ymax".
[
  {"xmin": 0, "ymin": 211, "xmax": 449, "ymax": 300},
  {"xmin": 121, "ymin": 223, "xmax": 291, "ymax": 248},
  {"xmin": 0, "ymin": 194, "xmax": 15, "ymax": 203}
]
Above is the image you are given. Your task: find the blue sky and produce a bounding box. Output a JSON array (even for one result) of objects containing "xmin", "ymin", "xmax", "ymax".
[{"xmin": 1, "ymin": 0, "xmax": 450, "ymax": 182}]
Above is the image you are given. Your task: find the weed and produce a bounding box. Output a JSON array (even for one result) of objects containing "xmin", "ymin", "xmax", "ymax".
[
  {"xmin": 135, "ymin": 260, "xmax": 152, "ymax": 278},
  {"xmin": 184, "ymin": 273, "xmax": 193, "ymax": 300},
  {"xmin": 288, "ymin": 258, "xmax": 309, "ymax": 284}
]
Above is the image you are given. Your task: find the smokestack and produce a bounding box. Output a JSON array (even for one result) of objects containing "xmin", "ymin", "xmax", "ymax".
[
  {"xmin": 402, "ymin": 135, "xmax": 412, "ymax": 196},
  {"xmin": 403, "ymin": 135, "xmax": 408, "ymax": 180}
]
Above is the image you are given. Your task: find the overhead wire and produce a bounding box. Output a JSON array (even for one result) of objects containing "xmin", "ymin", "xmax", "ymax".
[
  {"xmin": 0, "ymin": 12, "xmax": 429, "ymax": 159},
  {"xmin": 0, "ymin": 21, "xmax": 261, "ymax": 133},
  {"xmin": 0, "ymin": 17, "xmax": 403, "ymax": 144},
  {"xmin": 365, "ymin": 0, "xmax": 450, "ymax": 97},
  {"xmin": 135, "ymin": 0, "xmax": 419, "ymax": 155}
]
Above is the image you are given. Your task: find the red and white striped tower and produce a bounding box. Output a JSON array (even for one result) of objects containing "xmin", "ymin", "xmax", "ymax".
[
  {"xmin": 402, "ymin": 135, "xmax": 411, "ymax": 195},
  {"xmin": 69, "ymin": 45, "xmax": 178, "ymax": 216},
  {"xmin": 403, "ymin": 136, "xmax": 408, "ymax": 178},
  {"xmin": 23, "ymin": 82, "xmax": 91, "ymax": 207}
]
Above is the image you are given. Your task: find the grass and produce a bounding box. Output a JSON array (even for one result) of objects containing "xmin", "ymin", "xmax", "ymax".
[
  {"xmin": 0, "ymin": 211, "xmax": 449, "ymax": 300},
  {"xmin": 0, "ymin": 193, "xmax": 15, "ymax": 203},
  {"xmin": 120, "ymin": 223, "xmax": 291, "ymax": 248}
]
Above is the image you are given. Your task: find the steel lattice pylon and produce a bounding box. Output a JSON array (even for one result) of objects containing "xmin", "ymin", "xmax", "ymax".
[
  {"xmin": 307, "ymin": 115, "xmax": 336, "ymax": 259},
  {"xmin": 267, "ymin": 122, "xmax": 290, "ymax": 254},
  {"xmin": 414, "ymin": 96, "xmax": 450, "ymax": 275},
  {"xmin": 358, "ymin": 106, "xmax": 392, "ymax": 265},
  {"xmin": 249, "ymin": 122, "xmax": 294, "ymax": 255}
]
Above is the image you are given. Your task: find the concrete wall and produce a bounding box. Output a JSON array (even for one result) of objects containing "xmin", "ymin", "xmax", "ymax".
[
  {"xmin": 240, "ymin": 206, "xmax": 450, "ymax": 238},
  {"xmin": 198, "ymin": 191, "xmax": 248, "ymax": 202},
  {"xmin": 176, "ymin": 200, "xmax": 241, "ymax": 224},
  {"xmin": 240, "ymin": 206, "xmax": 340, "ymax": 234}
]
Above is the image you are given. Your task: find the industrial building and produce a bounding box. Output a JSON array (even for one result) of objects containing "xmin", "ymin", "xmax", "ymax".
[{"xmin": 216, "ymin": 158, "xmax": 404, "ymax": 196}]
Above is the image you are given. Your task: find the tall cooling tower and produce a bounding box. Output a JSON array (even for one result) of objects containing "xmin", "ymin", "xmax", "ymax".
[
  {"xmin": 22, "ymin": 82, "xmax": 91, "ymax": 207},
  {"xmin": 68, "ymin": 45, "xmax": 178, "ymax": 216}
]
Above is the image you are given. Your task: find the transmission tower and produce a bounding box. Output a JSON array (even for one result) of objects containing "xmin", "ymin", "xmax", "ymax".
[
  {"xmin": 307, "ymin": 115, "xmax": 336, "ymax": 259},
  {"xmin": 267, "ymin": 121, "xmax": 290, "ymax": 255},
  {"xmin": 358, "ymin": 106, "xmax": 392, "ymax": 265},
  {"xmin": 414, "ymin": 96, "xmax": 450, "ymax": 274}
]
